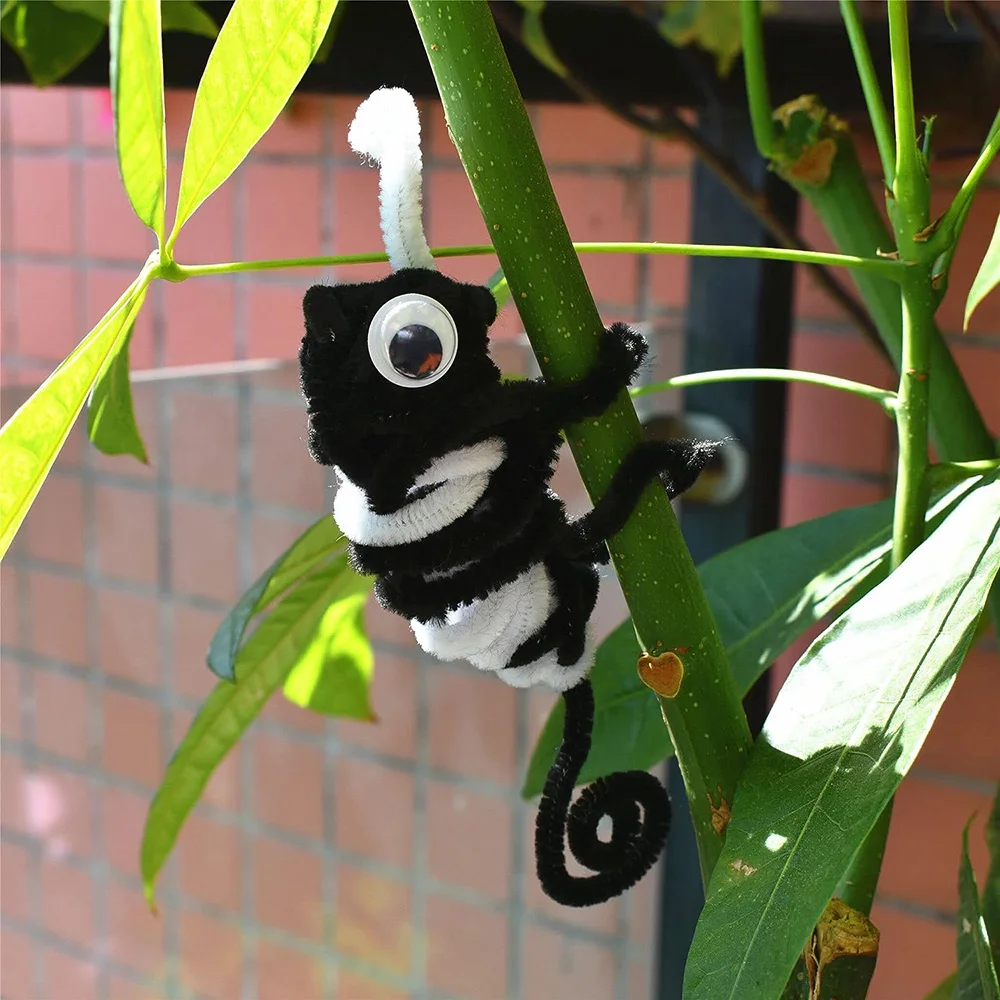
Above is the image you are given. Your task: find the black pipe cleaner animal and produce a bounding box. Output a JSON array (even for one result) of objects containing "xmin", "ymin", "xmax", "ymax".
[{"xmin": 299, "ymin": 89, "xmax": 713, "ymax": 907}]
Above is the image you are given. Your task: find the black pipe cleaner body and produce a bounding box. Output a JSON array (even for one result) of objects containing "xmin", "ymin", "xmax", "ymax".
[{"xmin": 299, "ymin": 267, "xmax": 713, "ymax": 906}]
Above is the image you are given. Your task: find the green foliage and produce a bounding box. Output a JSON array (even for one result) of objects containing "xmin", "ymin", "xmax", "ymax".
[
  {"xmin": 966, "ymin": 216, "xmax": 1000, "ymax": 331},
  {"xmin": 685, "ymin": 475, "xmax": 1000, "ymax": 1000},
  {"xmin": 0, "ymin": 272, "xmax": 150, "ymax": 559},
  {"xmin": 657, "ymin": 0, "xmax": 743, "ymax": 76},
  {"xmin": 955, "ymin": 820, "xmax": 1000, "ymax": 999},
  {"xmin": 523, "ymin": 480, "xmax": 977, "ymax": 799},
  {"xmin": 109, "ymin": 0, "xmax": 167, "ymax": 239},
  {"xmin": 85, "ymin": 318, "xmax": 148, "ymax": 463},
  {"xmin": 207, "ymin": 515, "xmax": 353, "ymax": 680},
  {"xmin": 984, "ymin": 782, "xmax": 1000, "ymax": 973},
  {"xmin": 141, "ymin": 551, "xmax": 371, "ymax": 905},
  {"xmin": 1, "ymin": 0, "xmax": 105, "ymax": 86},
  {"xmin": 167, "ymin": 0, "xmax": 339, "ymax": 249}
]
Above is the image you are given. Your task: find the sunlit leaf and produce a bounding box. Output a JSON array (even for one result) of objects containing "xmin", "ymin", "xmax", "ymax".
[
  {"xmin": 109, "ymin": 0, "xmax": 166, "ymax": 238},
  {"xmin": 86, "ymin": 305, "xmax": 149, "ymax": 463},
  {"xmin": 955, "ymin": 819, "xmax": 1000, "ymax": 1000},
  {"xmin": 0, "ymin": 274, "xmax": 149, "ymax": 560},
  {"xmin": 283, "ymin": 589, "xmax": 374, "ymax": 718},
  {"xmin": 169, "ymin": 0, "xmax": 338, "ymax": 243},
  {"xmin": 966, "ymin": 215, "xmax": 1000, "ymax": 330},
  {"xmin": 1, "ymin": 0, "xmax": 105, "ymax": 86},
  {"xmin": 685, "ymin": 475, "xmax": 1000, "ymax": 1000},
  {"xmin": 657, "ymin": 0, "xmax": 743, "ymax": 76},
  {"xmin": 523, "ymin": 483, "xmax": 977, "ymax": 798},
  {"xmin": 206, "ymin": 514, "xmax": 344, "ymax": 680},
  {"xmin": 141, "ymin": 556, "xmax": 361, "ymax": 905}
]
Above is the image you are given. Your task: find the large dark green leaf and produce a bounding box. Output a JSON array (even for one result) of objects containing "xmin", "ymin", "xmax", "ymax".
[
  {"xmin": 523, "ymin": 483, "xmax": 976, "ymax": 798},
  {"xmin": 86, "ymin": 310, "xmax": 149, "ymax": 463},
  {"xmin": 168, "ymin": 0, "xmax": 338, "ymax": 244},
  {"xmin": 956, "ymin": 820, "xmax": 1000, "ymax": 1000},
  {"xmin": 142, "ymin": 555, "xmax": 364, "ymax": 905},
  {"xmin": 206, "ymin": 514, "xmax": 346, "ymax": 680},
  {"xmin": 684, "ymin": 475, "xmax": 1000, "ymax": 1000},
  {"xmin": 0, "ymin": 274, "xmax": 149, "ymax": 559},
  {"xmin": 1, "ymin": 0, "xmax": 105, "ymax": 86}
]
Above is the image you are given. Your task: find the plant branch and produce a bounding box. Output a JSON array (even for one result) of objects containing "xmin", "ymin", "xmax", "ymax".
[
  {"xmin": 631, "ymin": 367, "xmax": 897, "ymax": 414},
  {"xmin": 409, "ymin": 0, "xmax": 753, "ymax": 883},
  {"xmin": 168, "ymin": 242, "xmax": 906, "ymax": 280},
  {"xmin": 838, "ymin": 0, "xmax": 896, "ymax": 184},
  {"xmin": 739, "ymin": 0, "xmax": 777, "ymax": 158}
]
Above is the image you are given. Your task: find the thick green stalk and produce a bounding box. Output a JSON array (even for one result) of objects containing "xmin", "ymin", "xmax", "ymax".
[
  {"xmin": 739, "ymin": 0, "xmax": 993, "ymax": 465},
  {"xmin": 408, "ymin": 0, "xmax": 752, "ymax": 881},
  {"xmin": 776, "ymin": 114, "xmax": 992, "ymax": 464},
  {"xmin": 838, "ymin": 0, "xmax": 896, "ymax": 183}
]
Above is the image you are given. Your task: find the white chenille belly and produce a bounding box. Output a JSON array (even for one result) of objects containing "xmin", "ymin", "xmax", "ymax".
[
  {"xmin": 334, "ymin": 436, "xmax": 594, "ymax": 691},
  {"xmin": 333, "ymin": 437, "xmax": 506, "ymax": 546}
]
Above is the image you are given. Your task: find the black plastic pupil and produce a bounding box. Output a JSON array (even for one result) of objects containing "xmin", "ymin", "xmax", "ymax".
[{"xmin": 389, "ymin": 324, "xmax": 443, "ymax": 380}]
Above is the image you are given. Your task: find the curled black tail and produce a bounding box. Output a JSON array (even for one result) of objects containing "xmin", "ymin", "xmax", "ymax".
[{"xmin": 535, "ymin": 680, "xmax": 672, "ymax": 907}]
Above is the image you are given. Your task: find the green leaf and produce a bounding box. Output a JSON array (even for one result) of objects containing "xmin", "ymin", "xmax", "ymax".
[
  {"xmin": 168, "ymin": 0, "xmax": 338, "ymax": 245},
  {"xmin": 1, "ymin": 0, "xmax": 105, "ymax": 86},
  {"xmin": 86, "ymin": 306, "xmax": 149, "ymax": 463},
  {"xmin": 50, "ymin": 0, "xmax": 109, "ymax": 22},
  {"xmin": 956, "ymin": 820, "xmax": 1000, "ymax": 1000},
  {"xmin": 657, "ymin": 0, "xmax": 743, "ymax": 76},
  {"xmin": 109, "ymin": 0, "xmax": 166, "ymax": 239},
  {"xmin": 521, "ymin": 8, "xmax": 567, "ymax": 78},
  {"xmin": 283, "ymin": 589, "xmax": 374, "ymax": 718},
  {"xmin": 983, "ymin": 782, "xmax": 1000, "ymax": 972},
  {"xmin": 522, "ymin": 483, "xmax": 976, "ymax": 798},
  {"xmin": 52, "ymin": 0, "xmax": 218, "ymax": 36},
  {"xmin": 0, "ymin": 274, "xmax": 149, "ymax": 560},
  {"xmin": 206, "ymin": 514, "xmax": 345, "ymax": 681},
  {"xmin": 965, "ymin": 215, "xmax": 1000, "ymax": 331},
  {"xmin": 141, "ymin": 557, "xmax": 360, "ymax": 905},
  {"xmin": 159, "ymin": 0, "xmax": 217, "ymax": 38},
  {"xmin": 684, "ymin": 475, "xmax": 1000, "ymax": 1000},
  {"xmin": 924, "ymin": 972, "xmax": 957, "ymax": 1000}
]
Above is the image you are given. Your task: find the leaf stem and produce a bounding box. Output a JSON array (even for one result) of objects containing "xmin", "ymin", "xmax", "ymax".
[
  {"xmin": 739, "ymin": 0, "xmax": 777, "ymax": 158},
  {"xmin": 167, "ymin": 241, "xmax": 906, "ymax": 279},
  {"xmin": 838, "ymin": 0, "xmax": 896, "ymax": 183},
  {"xmin": 631, "ymin": 367, "xmax": 897, "ymax": 414}
]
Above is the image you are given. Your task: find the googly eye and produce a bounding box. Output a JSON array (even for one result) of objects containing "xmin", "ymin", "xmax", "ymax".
[{"xmin": 367, "ymin": 293, "xmax": 458, "ymax": 387}]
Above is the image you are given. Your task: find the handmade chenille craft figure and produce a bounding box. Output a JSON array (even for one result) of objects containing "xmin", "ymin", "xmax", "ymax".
[{"xmin": 299, "ymin": 89, "xmax": 713, "ymax": 907}]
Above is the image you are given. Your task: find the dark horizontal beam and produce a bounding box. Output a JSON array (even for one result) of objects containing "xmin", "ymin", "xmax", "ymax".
[{"xmin": 2, "ymin": 0, "xmax": 995, "ymax": 133}]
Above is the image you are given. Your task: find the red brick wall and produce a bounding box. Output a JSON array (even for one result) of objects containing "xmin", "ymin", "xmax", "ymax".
[{"xmin": 1, "ymin": 84, "xmax": 998, "ymax": 999}]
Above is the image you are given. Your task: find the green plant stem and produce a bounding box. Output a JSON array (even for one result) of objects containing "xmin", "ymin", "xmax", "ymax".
[
  {"xmin": 842, "ymin": 0, "xmax": 935, "ymax": 920},
  {"xmin": 409, "ymin": 0, "xmax": 752, "ymax": 883},
  {"xmin": 166, "ymin": 241, "xmax": 905, "ymax": 280},
  {"xmin": 631, "ymin": 367, "xmax": 897, "ymax": 414},
  {"xmin": 838, "ymin": 0, "xmax": 896, "ymax": 183},
  {"xmin": 739, "ymin": 0, "xmax": 776, "ymax": 157}
]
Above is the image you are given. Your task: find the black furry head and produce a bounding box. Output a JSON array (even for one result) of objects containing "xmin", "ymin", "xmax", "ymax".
[{"xmin": 300, "ymin": 268, "xmax": 501, "ymax": 493}]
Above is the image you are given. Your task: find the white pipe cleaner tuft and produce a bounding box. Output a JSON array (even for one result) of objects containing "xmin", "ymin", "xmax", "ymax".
[{"xmin": 348, "ymin": 88, "xmax": 436, "ymax": 272}]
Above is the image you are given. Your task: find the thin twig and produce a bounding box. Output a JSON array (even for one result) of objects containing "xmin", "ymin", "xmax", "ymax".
[{"xmin": 489, "ymin": 2, "xmax": 888, "ymax": 357}]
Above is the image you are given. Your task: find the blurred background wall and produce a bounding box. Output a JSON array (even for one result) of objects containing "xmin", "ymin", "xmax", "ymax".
[{"xmin": 0, "ymin": 84, "xmax": 997, "ymax": 1000}]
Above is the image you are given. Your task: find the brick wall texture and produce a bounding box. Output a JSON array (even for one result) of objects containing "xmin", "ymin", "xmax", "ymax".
[{"xmin": 0, "ymin": 84, "xmax": 997, "ymax": 1000}]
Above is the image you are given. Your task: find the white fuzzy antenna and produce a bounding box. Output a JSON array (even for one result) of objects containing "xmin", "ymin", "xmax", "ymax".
[{"xmin": 348, "ymin": 88, "xmax": 436, "ymax": 271}]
